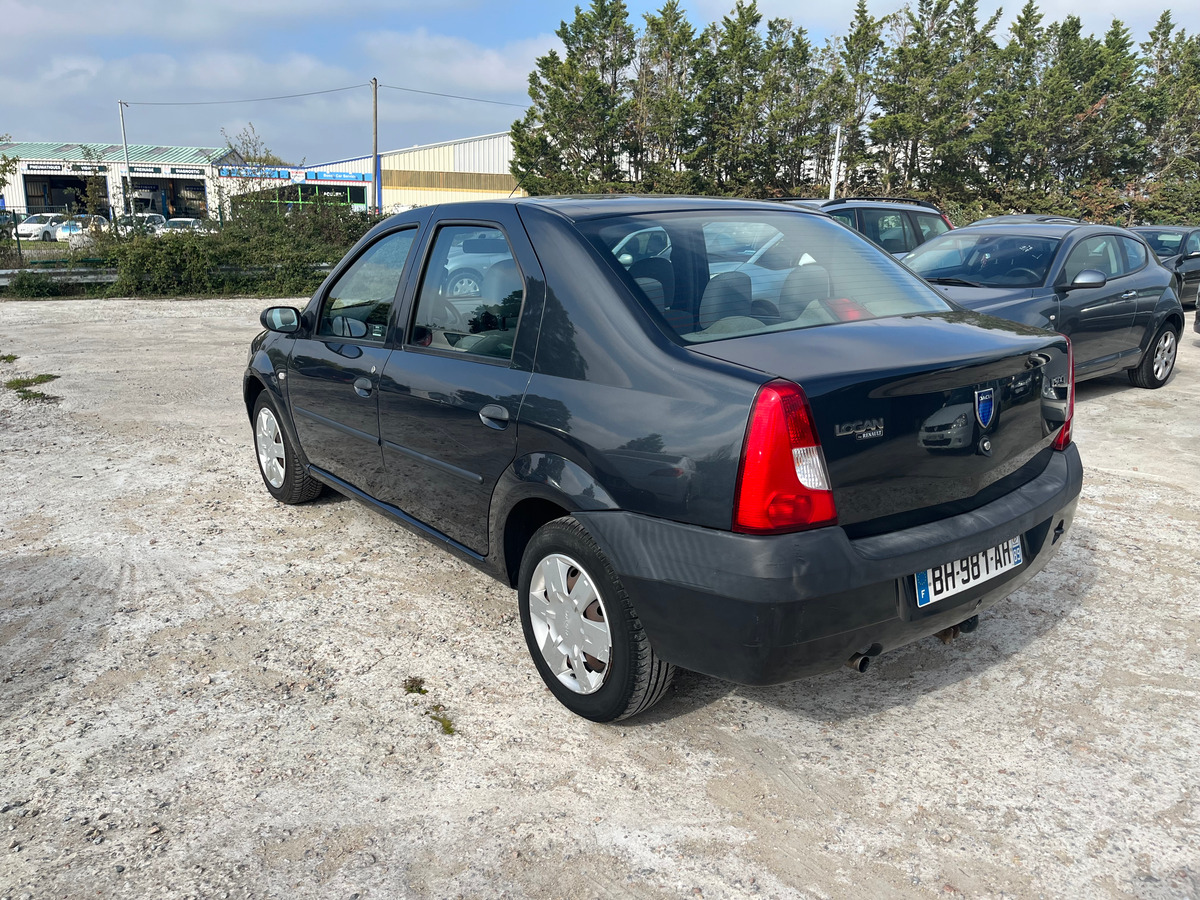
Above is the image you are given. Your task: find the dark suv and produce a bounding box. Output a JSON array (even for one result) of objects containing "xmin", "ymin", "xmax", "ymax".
[
  {"xmin": 784, "ymin": 197, "xmax": 953, "ymax": 256},
  {"xmin": 245, "ymin": 196, "xmax": 1080, "ymax": 722}
]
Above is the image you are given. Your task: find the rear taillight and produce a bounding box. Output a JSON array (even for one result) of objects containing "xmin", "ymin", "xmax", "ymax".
[
  {"xmin": 734, "ymin": 380, "xmax": 837, "ymax": 534},
  {"xmin": 1052, "ymin": 337, "xmax": 1074, "ymax": 451},
  {"xmin": 941, "ymin": 214, "xmax": 954, "ymax": 231}
]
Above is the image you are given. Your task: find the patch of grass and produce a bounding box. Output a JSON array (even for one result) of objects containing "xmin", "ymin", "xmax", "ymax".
[
  {"xmin": 403, "ymin": 676, "xmax": 427, "ymax": 695},
  {"xmin": 427, "ymin": 705, "xmax": 456, "ymax": 735},
  {"xmin": 0, "ymin": 354, "xmax": 16, "ymax": 363},
  {"xmin": 4, "ymin": 372, "xmax": 60, "ymax": 402},
  {"xmin": 6, "ymin": 271, "xmax": 63, "ymax": 298}
]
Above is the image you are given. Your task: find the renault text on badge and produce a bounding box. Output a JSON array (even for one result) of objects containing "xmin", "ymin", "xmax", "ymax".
[{"xmin": 835, "ymin": 418, "xmax": 885, "ymax": 440}]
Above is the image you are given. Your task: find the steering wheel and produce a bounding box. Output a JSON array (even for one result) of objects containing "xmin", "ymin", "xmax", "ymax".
[
  {"xmin": 428, "ymin": 297, "xmax": 466, "ymax": 332},
  {"xmin": 1007, "ymin": 267, "xmax": 1040, "ymax": 283}
]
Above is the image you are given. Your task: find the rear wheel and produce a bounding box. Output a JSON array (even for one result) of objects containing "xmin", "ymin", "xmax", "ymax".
[
  {"xmin": 253, "ymin": 393, "xmax": 322, "ymax": 503},
  {"xmin": 1128, "ymin": 322, "xmax": 1178, "ymax": 389},
  {"xmin": 518, "ymin": 517, "xmax": 674, "ymax": 721}
]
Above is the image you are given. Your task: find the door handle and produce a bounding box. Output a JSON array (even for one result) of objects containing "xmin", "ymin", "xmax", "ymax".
[
  {"xmin": 479, "ymin": 403, "xmax": 510, "ymax": 430},
  {"xmin": 1120, "ymin": 291, "xmax": 1137, "ymax": 299},
  {"xmin": 353, "ymin": 377, "xmax": 373, "ymax": 398}
]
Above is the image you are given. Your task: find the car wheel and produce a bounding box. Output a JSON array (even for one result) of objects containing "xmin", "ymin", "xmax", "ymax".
[
  {"xmin": 1128, "ymin": 322, "xmax": 1179, "ymax": 389},
  {"xmin": 445, "ymin": 269, "xmax": 483, "ymax": 297},
  {"xmin": 518, "ymin": 517, "xmax": 675, "ymax": 722},
  {"xmin": 41, "ymin": 231, "xmax": 52, "ymax": 242},
  {"xmin": 253, "ymin": 392, "xmax": 322, "ymax": 503}
]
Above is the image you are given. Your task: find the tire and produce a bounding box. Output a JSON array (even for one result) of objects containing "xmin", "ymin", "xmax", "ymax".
[
  {"xmin": 1128, "ymin": 322, "xmax": 1179, "ymax": 389},
  {"xmin": 518, "ymin": 517, "xmax": 675, "ymax": 722},
  {"xmin": 252, "ymin": 393, "xmax": 322, "ymax": 504},
  {"xmin": 40, "ymin": 231, "xmax": 52, "ymax": 242},
  {"xmin": 445, "ymin": 269, "xmax": 483, "ymax": 297}
]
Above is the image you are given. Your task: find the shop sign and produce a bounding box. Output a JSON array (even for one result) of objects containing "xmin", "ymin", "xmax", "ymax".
[
  {"xmin": 171, "ymin": 167, "xmax": 205, "ymax": 176},
  {"xmin": 25, "ymin": 163, "xmax": 63, "ymax": 172},
  {"xmin": 307, "ymin": 171, "xmax": 371, "ymax": 182},
  {"xmin": 130, "ymin": 165, "xmax": 162, "ymax": 174}
]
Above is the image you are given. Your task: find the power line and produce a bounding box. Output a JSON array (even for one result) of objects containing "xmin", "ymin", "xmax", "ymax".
[
  {"xmin": 124, "ymin": 84, "xmax": 369, "ymax": 107},
  {"xmin": 378, "ymin": 83, "xmax": 527, "ymax": 109}
]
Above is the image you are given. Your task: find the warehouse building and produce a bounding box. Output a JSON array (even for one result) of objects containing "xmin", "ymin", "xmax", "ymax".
[{"xmin": 0, "ymin": 141, "xmax": 241, "ymax": 218}]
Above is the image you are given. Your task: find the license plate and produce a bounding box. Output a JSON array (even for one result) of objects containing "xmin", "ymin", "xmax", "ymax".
[{"xmin": 914, "ymin": 537, "xmax": 1024, "ymax": 607}]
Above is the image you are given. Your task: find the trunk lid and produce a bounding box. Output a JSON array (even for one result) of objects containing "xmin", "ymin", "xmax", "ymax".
[{"xmin": 689, "ymin": 312, "xmax": 1070, "ymax": 532}]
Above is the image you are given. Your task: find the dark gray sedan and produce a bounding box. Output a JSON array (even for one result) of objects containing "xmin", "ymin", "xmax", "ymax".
[
  {"xmin": 1129, "ymin": 226, "xmax": 1200, "ymax": 309},
  {"xmin": 905, "ymin": 223, "xmax": 1185, "ymax": 388}
]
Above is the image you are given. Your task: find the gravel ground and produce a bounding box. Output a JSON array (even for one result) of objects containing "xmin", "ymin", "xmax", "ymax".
[{"xmin": 0, "ymin": 297, "xmax": 1197, "ymax": 900}]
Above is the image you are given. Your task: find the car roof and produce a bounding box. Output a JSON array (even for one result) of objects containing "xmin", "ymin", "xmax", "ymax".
[
  {"xmin": 939, "ymin": 222, "xmax": 1137, "ymax": 240},
  {"xmin": 404, "ymin": 195, "xmax": 831, "ymax": 225},
  {"xmin": 780, "ymin": 196, "xmax": 944, "ymax": 213}
]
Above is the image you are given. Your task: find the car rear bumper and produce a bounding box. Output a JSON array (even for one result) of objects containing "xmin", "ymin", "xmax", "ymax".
[{"xmin": 574, "ymin": 444, "xmax": 1083, "ymax": 685}]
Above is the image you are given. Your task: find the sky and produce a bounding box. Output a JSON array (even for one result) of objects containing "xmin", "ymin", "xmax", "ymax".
[{"xmin": 0, "ymin": 0, "xmax": 1179, "ymax": 166}]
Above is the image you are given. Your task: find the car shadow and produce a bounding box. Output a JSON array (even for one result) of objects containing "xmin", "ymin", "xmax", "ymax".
[
  {"xmin": 1074, "ymin": 371, "xmax": 1139, "ymax": 401},
  {"xmin": 632, "ymin": 520, "xmax": 1099, "ymax": 726}
]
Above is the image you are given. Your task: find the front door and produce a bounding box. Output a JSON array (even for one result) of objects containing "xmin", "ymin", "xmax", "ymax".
[
  {"xmin": 1056, "ymin": 234, "xmax": 1138, "ymax": 374},
  {"xmin": 287, "ymin": 227, "xmax": 419, "ymax": 496},
  {"xmin": 376, "ymin": 214, "xmax": 544, "ymax": 555}
]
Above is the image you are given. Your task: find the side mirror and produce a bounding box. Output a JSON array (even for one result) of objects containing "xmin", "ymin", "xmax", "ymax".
[
  {"xmin": 260, "ymin": 306, "xmax": 301, "ymax": 333},
  {"xmin": 1064, "ymin": 269, "xmax": 1107, "ymax": 291},
  {"xmin": 618, "ymin": 253, "xmax": 634, "ymax": 267}
]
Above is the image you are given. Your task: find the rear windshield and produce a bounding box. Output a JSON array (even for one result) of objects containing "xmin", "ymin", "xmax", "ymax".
[
  {"xmin": 906, "ymin": 231, "xmax": 1062, "ymax": 288},
  {"xmin": 577, "ymin": 210, "xmax": 952, "ymax": 343}
]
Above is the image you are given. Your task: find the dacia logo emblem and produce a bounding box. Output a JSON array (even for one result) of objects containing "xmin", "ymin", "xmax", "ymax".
[{"xmin": 975, "ymin": 388, "xmax": 996, "ymax": 429}]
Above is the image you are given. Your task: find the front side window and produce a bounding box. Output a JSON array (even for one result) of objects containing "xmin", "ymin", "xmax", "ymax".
[
  {"xmin": 1186, "ymin": 231, "xmax": 1200, "ymax": 255},
  {"xmin": 316, "ymin": 228, "xmax": 416, "ymax": 341},
  {"xmin": 581, "ymin": 210, "xmax": 952, "ymax": 343},
  {"xmin": 1060, "ymin": 235, "xmax": 1123, "ymax": 282},
  {"xmin": 409, "ymin": 224, "xmax": 524, "ymax": 361}
]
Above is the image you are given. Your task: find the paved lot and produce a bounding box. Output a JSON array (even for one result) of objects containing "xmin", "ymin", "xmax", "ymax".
[{"xmin": 1, "ymin": 298, "xmax": 1197, "ymax": 899}]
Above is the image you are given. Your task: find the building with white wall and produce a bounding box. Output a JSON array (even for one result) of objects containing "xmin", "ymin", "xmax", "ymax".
[{"xmin": 0, "ymin": 141, "xmax": 240, "ymax": 218}]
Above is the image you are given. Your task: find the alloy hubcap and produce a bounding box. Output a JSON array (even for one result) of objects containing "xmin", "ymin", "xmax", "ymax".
[
  {"xmin": 528, "ymin": 553, "xmax": 612, "ymax": 695},
  {"xmin": 255, "ymin": 407, "xmax": 286, "ymax": 489},
  {"xmin": 1153, "ymin": 331, "xmax": 1177, "ymax": 381}
]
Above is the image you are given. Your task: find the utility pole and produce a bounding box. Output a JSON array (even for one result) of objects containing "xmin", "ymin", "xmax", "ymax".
[
  {"xmin": 371, "ymin": 77, "xmax": 380, "ymax": 212},
  {"xmin": 828, "ymin": 124, "xmax": 843, "ymax": 201},
  {"xmin": 118, "ymin": 100, "xmax": 133, "ymax": 214}
]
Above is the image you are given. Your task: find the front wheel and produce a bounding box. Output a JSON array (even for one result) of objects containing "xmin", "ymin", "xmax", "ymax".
[
  {"xmin": 40, "ymin": 231, "xmax": 52, "ymax": 242},
  {"xmin": 1128, "ymin": 322, "xmax": 1179, "ymax": 389},
  {"xmin": 252, "ymin": 392, "xmax": 322, "ymax": 503},
  {"xmin": 518, "ymin": 517, "xmax": 675, "ymax": 722}
]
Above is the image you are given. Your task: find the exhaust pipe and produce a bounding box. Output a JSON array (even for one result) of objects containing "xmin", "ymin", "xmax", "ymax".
[{"xmin": 845, "ymin": 653, "xmax": 871, "ymax": 673}]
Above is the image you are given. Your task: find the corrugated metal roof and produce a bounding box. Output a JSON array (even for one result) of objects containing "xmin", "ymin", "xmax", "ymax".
[{"xmin": 1, "ymin": 142, "xmax": 237, "ymax": 165}]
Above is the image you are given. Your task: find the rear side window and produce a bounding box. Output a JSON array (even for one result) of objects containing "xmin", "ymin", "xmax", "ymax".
[
  {"xmin": 579, "ymin": 210, "xmax": 952, "ymax": 343},
  {"xmin": 859, "ymin": 208, "xmax": 916, "ymax": 254},
  {"xmin": 913, "ymin": 212, "xmax": 951, "ymax": 242},
  {"xmin": 1120, "ymin": 236, "xmax": 1148, "ymax": 272},
  {"xmin": 409, "ymin": 224, "xmax": 525, "ymax": 361},
  {"xmin": 317, "ymin": 228, "xmax": 416, "ymax": 341}
]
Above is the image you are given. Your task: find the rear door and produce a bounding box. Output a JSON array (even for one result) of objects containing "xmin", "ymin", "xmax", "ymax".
[
  {"xmin": 375, "ymin": 209, "xmax": 544, "ymax": 555},
  {"xmin": 286, "ymin": 226, "xmax": 419, "ymax": 495}
]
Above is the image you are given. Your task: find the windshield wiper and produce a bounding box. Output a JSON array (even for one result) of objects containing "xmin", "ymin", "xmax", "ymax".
[{"xmin": 925, "ymin": 276, "xmax": 982, "ymax": 288}]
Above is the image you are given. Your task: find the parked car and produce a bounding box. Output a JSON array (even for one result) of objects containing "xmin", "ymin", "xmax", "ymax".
[
  {"xmin": 244, "ymin": 197, "xmax": 1081, "ymax": 722},
  {"xmin": 904, "ymin": 223, "xmax": 1185, "ymax": 388},
  {"xmin": 783, "ymin": 197, "xmax": 953, "ymax": 256},
  {"xmin": 16, "ymin": 213, "xmax": 67, "ymax": 242},
  {"xmin": 53, "ymin": 214, "xmax": 109, "ymax": 243},
  {"xmin": 1129, "ymin": 225, "xmax": 1200, "ymax": 308},
  {"xmin": 0, "ymin": 210, "xmax": 25, "ymax": 239},
  {"xmin": 161, "ymin": 217, "xmax": 206, "ymax": 233},
  {"xmin": 113, "ymin": 212, "xmax": 167, "ymax": 236}
]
